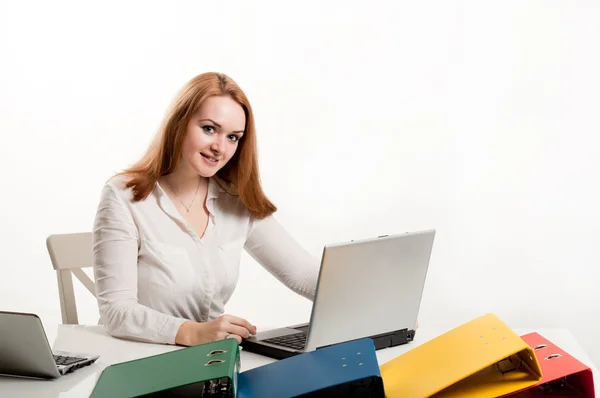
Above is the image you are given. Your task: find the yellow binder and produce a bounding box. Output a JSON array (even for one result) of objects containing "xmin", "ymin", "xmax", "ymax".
[{"xmin": 380, "ymin": 313, "xmax": 543, "ymax": 398}]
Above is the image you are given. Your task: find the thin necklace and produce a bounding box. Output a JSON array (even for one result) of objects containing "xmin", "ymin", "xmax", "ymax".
[{"xmin": 164, "ymin": 177, "xmax": 202, "ymax": 213}]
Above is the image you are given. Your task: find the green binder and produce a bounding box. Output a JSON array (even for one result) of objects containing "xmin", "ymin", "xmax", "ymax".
[{"xmin": 90, "ymin": 338, "xmax": 240, "ymax": 397}]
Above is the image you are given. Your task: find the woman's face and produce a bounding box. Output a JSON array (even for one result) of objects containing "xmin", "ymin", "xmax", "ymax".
[{"xmin": 180, "ymin": 95, "xmax": 246, "ymax": 177}]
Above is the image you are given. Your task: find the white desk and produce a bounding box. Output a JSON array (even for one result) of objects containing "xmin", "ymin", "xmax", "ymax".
[{"xmin": 1, "ymin": 324, "xmax": 598, "ymax": 397}]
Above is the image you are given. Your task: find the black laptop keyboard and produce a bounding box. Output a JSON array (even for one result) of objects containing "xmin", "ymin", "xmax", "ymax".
[
  {"xmin": 263, "ymin": 332, "xmax": 307, "ymax": 351},
  {"xmin": 53, "ymin": 354, "xmax": 84, "ymax": 366}
]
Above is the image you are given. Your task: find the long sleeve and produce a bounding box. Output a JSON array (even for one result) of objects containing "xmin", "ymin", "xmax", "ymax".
[
  {"xmin": 92, "ymin": 183, "xmax": 189, "ymax": 344},
  {"xmin": 243, "ymin": 215, "xmax": 320, "ymax": 300}
]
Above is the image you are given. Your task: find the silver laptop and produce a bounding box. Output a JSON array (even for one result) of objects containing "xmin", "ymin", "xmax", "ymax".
[
  {"xmin": 0, "ymin": 311, "xmax": 99, "ymax": 379},
  {"xmin": 242, "ymin": 229, "xmax": 435, "ymax": 359}
]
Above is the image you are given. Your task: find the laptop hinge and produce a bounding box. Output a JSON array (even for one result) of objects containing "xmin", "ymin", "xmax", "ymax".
[{"xmin": 316, "ymin": 328, "xmax": 413, "ymax": 351}]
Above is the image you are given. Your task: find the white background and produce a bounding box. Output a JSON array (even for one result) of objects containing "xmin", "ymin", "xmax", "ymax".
[{"xmin": 1, "ymin": 0, "xmax": 599, "ymax": 366}]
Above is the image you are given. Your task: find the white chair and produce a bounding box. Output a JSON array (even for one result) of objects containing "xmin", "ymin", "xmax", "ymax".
[{"xmin": 46, "ymin": 232, "xmax": 96, "ymax": 324}]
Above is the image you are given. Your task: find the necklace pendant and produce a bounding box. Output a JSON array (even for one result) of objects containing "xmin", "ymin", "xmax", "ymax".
[{"xmin": 164, "ymin": 178, "xmax": 202, "ymax": 215}]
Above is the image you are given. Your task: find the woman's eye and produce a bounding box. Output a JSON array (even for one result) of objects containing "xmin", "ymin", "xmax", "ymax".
[
  {"xmin": 228, "ymin": 135, "xmax": 240, "ymax": 143},
  {"xmin": 202, "ymin": 125, "xmax": 215, "ymax": 134}
]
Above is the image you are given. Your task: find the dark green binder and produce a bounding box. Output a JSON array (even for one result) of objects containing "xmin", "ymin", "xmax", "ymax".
[{"xmin": 90, "ymin": 338, "xmax": 240, "ymax": 397}]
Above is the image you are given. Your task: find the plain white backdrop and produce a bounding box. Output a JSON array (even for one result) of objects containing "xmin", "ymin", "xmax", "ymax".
[{"xmin": 1, "ymin": 0, "xmax": 599, "ymax": 365}]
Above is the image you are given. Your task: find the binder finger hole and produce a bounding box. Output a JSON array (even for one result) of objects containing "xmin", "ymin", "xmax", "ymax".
[
  {"xmin": 545, "ymin": 353, "xmax": 563, "ymax": 360},
  {"xmin": 533, "ymin": 344, "xmax": 548, "ymax": 351},
  {"xmin": 205, "ymin": 359, "xmax": 225, "ymax": 366},
  {"xmin": 207, "ymin": 350, "xmax": 227, "ymax": 356}
]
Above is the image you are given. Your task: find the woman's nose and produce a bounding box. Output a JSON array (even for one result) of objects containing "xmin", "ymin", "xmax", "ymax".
[{"xmin": 210, "ymin": 134, "xmax": 225, "ymax": 154}]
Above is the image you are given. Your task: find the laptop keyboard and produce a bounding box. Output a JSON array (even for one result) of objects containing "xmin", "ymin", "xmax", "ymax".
[
  {"xmin": 263, "ymin": 331, "xmax": 307, "ymax": 351},
  {"xmin": 53, "ymin": 354, "xmax": 85, "ymax": 366}
]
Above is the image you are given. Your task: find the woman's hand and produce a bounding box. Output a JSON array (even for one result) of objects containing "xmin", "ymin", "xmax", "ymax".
[{"xmin": 175, "ymin": 314, "xmax": 257, "ymax": 346}]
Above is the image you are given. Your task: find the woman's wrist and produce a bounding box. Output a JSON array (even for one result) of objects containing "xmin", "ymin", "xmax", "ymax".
[{"xmin": 175, "ymin": 321, "xmax": 199, "ymax": 346}]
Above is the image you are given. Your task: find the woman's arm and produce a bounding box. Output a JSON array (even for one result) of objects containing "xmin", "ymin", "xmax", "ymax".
[
  {"xmin": 243, "ymin": 215, "xmax": 320, "ymax": 300},
  {"xmin": 92, "ymin": 182, "xmax": 189, "ymax": 344}
]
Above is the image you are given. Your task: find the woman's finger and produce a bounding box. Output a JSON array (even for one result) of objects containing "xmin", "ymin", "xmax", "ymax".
[
  {"xmin": 222, "ymin": 332, "xmax": 242, "ymax": 344},
  {"xmin": 224, "ymin": 315, "xmax": 256, "ymax": 335},
  {"xmin": 225, "ymin": 323, "xmax": 252, "ymax": 338}
]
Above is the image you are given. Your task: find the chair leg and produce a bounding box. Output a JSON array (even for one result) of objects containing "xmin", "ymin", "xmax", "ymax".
[{"xmin": 56, "ymin": 270, "xmax": 79, "ymax": 325}]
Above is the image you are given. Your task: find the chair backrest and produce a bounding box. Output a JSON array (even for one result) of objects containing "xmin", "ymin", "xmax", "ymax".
[{"xmin": 46, "ymin": 232, "xmax": 95, "ymax": 325}]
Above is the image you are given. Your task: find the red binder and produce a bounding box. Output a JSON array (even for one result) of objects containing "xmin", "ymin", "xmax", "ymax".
[{"xmin": 502, "ymin": 332, "xmax": 595, "ymax": 397}]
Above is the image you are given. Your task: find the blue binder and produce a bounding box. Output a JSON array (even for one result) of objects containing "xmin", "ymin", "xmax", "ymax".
[{"xmin": 237, "ymin": 338, "xmax": 385, "ymax": 398}]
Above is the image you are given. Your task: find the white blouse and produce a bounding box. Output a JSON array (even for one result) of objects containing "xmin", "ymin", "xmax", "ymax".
[{"xmin": 92, "ymin": 175, "xmax": 320, "ymax": 345}]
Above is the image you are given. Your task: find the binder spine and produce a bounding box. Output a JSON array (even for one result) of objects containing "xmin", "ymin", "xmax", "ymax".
[{"xmin": 531, "ymin": 342, "xmax": 592, "ymax": 397}]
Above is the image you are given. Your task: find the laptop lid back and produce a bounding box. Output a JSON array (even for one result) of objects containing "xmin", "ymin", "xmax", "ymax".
[
  {"xmin": 0, "ymin": 311, "xmax": 61, "ymax": 379},
  {"xmin": 304, "ymin": 229, "xmax": 435, "ymax": 352}
]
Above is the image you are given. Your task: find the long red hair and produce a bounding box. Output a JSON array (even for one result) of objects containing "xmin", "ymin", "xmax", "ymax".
[{"xmin": 117, "ymin": 72, "xmax": 276, "ymax": 219}]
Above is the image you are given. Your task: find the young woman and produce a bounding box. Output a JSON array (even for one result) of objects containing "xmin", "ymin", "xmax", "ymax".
[{"xmin": 92, "ymin": 72, "xmax": 320, "ymax": 347}]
